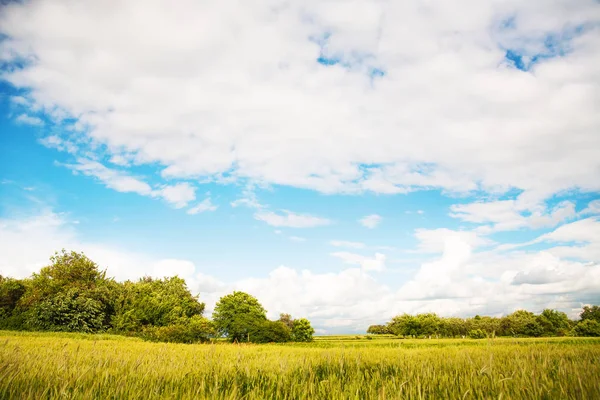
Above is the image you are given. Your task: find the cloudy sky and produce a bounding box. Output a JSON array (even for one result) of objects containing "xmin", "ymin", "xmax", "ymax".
[{"xmin": 1, "ymin": 0, "xmax": 599, "ymax": 333}]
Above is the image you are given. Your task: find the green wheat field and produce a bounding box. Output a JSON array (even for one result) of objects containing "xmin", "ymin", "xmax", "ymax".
[{"xmin": 1, "ymin": 331, "xmax": 599, "ymax": 399}]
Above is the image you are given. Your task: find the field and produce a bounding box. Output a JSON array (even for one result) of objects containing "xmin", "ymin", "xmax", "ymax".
[{"xmin": 1, "ymin": 331, "xmax": 599, "ymax": 399}]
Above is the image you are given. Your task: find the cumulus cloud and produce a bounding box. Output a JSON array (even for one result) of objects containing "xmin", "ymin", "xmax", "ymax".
[
  {"xmin": 1, "ymin": 210, "xmax": 600, "ymax": 331},
  {"xmin": 254, "ymin": 210, "xmax": 331, "ymax": 228},
  {"xmin": 359, "ymin": 214, "xmax": 382, "ymax": 229},
  {"xmin": 1, "ymin": 0, "xmax": 598, "ymax": 202}
]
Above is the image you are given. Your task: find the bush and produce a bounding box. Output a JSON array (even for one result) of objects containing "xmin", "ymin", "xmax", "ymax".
[
  {"xmin": 468, "ymin": 329, "xmax": 486, "ymax": 339},
  {"xmin": 248, "ymin": 320, "xmax": 291, "ymax": 343},
  {"xmin": 141, "ymin": 316, "xmax": 215, "ymax": 343}
]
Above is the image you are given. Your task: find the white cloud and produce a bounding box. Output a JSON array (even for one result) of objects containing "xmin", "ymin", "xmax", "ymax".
[
  {"xmin": 450, "ymin": 199, "xmax": 577, "ymax": 233},
  {"xmin": 254, "ymin": 210, "xmax": 331, "ymax": 228},
  {"xmin": 155, "ymin": 183, "xmax": 196, "ymax": 209},
  {"xmin": 15, "ymin": 113, "xmax": 44, "ymax": 126},
  {"xmin": 187, "ymin": 197, "xmax": 218, "ymax": 215},
  {"xmin": 330, "ymin": 251, "xmax": 386, "ymax": 272},
  {"xmin": 289, "ymin": 236, "xmax": 306, "ymax": 242},
  {"xmin": 330, "ymin": 240, "xmax": 366, "ymax": 249},
  {"xmin": 359, "ymin": 214, "xmax": 382, "ymax": 229},
  {"xmin": 1, "ymin": 0, "xmax": 598, "ymax": 202},
  {"xmin": 582, "ymin": 199, "xmax": 600, "ymax": 215},
  {"xmin": 39, "ymin": 135, "xmax": 78, "ymax": 153},
  {"xmin": 1, "ymin": 210, "xmax": 600, "ymax": 332},
  {"xmin": 65, "ymin": 159, "xmax": 153, "ymax": 195},
  {"xmin": 64, "ymin": 159, "xmax": 197, "ymax": 208}
]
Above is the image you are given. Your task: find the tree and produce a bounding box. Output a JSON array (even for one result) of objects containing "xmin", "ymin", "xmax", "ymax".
[
  {"xmin": 537, "ymin": 309, "xmax": 571, "ymax": 336},
  {"xmin": 278, "ymin": 313, "xmax": 294, "ymax": 330},
  {"xmin": 112, "ymin": 276, "xmax": 205, "ymax": 331},
  {"xmin": 367, "ymin": 324, "xmax": 390, "ymax": 334},
  {"xmin": 573, "ymin": 319, "xmax": 600, "ymax": 337},
  {"xmin": 212, "ymin": 291, "xmax": 267, "ymax": 342},
  {"xmin": 388, "ymin": 314, "xmax": 420, "ymax": 337},
  {"xmin": 291, "ymin": 318, "xmax": 315, "ymax": 342},
  {"xmin": 500, "ymin": 310, "xmax": 537, "ymax": 337},
  {"xmin": 19, "ymin": 250, "xmax": 117, "ymax": 332},
  {"xmin": 580, "ymin": 305, "xmax": 600, "ymax": 322}
]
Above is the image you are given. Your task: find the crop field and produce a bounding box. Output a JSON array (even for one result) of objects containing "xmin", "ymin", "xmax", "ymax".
[{"xmin": 1, "ymin": 331, "xmax": 599, "ymax": 399}]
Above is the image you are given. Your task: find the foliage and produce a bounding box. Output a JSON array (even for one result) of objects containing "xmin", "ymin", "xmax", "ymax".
[
  {"xmin": 573, "ymin": 319, "xmax": 600, "ymax": 337},
  {"xmin": 291, "ymin": 318, "xmax": 314, "ymax": 342},
  {"xmin": 367, "ymin": 324, "xmax": 390, "ymax": 334},
  {"xmin": 248, "ymin": 320, "xmax": 291, "ymax": 343},
  {"xmin": 140, "ymin": 315, "xmax": 215, "ymax": 343},
  {"xmin": 468, "ymin": 329, "xmax": 486, "ymax": 339},
  {"xmin": 580, "ymin": 305, "xmax": 600, "ymax": 322},
  {"xmin": 212, "ymin": 291, "xmax": 267, "ymax": 342},
  {"xmin": 2, "ymin": 332, "xmax": 600, "ymax": 399},
  {"xmin": 112, "ymin": 276, "xmax": 205, "ymax": 331}
]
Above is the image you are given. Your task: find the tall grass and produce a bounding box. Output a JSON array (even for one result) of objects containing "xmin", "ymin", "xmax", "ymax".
[{"xmin": 1, "ymin": 331, "xmax": 599, "ymax": 399}]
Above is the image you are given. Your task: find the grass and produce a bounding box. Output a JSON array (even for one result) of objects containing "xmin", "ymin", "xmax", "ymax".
[{"xmin": 1, "ymin": 331, "xmax": 599, "ymax": 399}]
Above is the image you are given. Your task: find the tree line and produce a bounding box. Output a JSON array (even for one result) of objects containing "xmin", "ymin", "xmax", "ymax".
[
  {"xmin": 368, "ymin": 306, "xmax": 600, "ymax": 338},
  {"xmin": 0, "ymin": 250, "xmax": 314, "ymax": 344}
]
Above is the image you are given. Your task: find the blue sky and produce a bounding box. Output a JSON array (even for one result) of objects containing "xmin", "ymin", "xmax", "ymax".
[{"xmin": 1, "ymin": 0, "xmax": 599, "ymax": 333}]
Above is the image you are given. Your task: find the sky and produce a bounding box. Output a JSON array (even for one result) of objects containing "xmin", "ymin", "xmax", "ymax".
[{"xmin": 0, "ymin": 0, "xmax": 599, "ymax": 334}]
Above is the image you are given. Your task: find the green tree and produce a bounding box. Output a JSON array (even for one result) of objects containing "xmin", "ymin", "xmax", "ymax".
[
  {"xmin": 580, "ymin": 305, "xmax": 600, "ymax": 322},
  {"xmin": 112, "ymin": 276, "xmax": 205, "ymax": 331},
  {"xmin": 291, "ymin": 318, "xmax": 315, "ymax": 342},
  {"xmin": 573, "ymin": 319, "xmax": 600, "ymax": 337},
  {"xmin": 500, "ymin": 310, "xmax": 537, "ymax": 337},
  {"xmin": 388, "ymin": 314, "xmax": 420, "ymax": 337},
  {"xmin": 19, "ymin": 250, "xmax": 117, "ymax": 332},
  {"xmin": 367, "ymin": 324, "xmax": 390, "ymax": 334},
  {"xmin": 537, "ymin": 309, "xmax": 571, "ymax": 336},
  {"xmin": 212, "ymin": 291, "xmax": 267, "ymax": 342},
  {"xmin": 0, "ymin": 276, "xmax": 27, "ymax": 329}
]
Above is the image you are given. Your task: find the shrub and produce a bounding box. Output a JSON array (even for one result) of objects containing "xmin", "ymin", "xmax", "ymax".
[{"xmin": 468, "ymin": 329, "xmax": 486, "ymax": 339}]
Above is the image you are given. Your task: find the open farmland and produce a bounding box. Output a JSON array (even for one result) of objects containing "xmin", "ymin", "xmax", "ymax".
[{"xmin": 1, "ymin": 331, "xmax": 599, "ymax": 399}]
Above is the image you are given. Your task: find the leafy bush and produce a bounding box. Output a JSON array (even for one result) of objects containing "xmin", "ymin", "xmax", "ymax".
[
  {"xmin": 141, "ymin": 316, "xmax": 215, "ymax": 343},
  {"xmin": 468, "ymin": 329, "xmax": 486, "ymax": 339}
]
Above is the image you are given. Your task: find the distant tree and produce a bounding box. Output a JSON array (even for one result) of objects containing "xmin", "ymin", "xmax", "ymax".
[
  {"xmin": 212, "ymin": 291, "xmax": 267, "ymax": 342},
  {"xmin": 388, "ymin": 314, "xmax": 419, "ymax": 337},
  {"xmin": 573, "ymin": 319, "xmax": 600, "ymax": 337},
  {"xmin": 537, "ymin": 309, "xmax": 571, "ymax": 336},
  {"xmin": 291, "ymin": 318, "xmax": 315, "ymax": 342},
  {"xmin": 415, "ymin": 313, "xmax": 441, "ymax": 337},
  {"xmin": 19, "ymin": 250, "xmax": 117, "ymax": 332},
  {"xmin": 141, "ymin": 315, "xmax": 215, "ymax": 344},
  {"xmin": 580, "ymin": 305, "xmax": 600, "ymax": 323},
  {"xmin": 440, "ymin": 317, "xmax": 468, "ymax": 338},
  {"xmin": 278, "ymin": 313, "xmax": 294, "ymax": 330},
  {"xmin": 367, "ymin": 324, "xmax": 390, "ymax": 335},
  {"xmin": 500, "ymin": 310, "xmax": 537, "ymax": 337},
  {"xmin": 468, "ymin": 329, "xmax": 486, "ymax": 339},
  {"xmin": 112, "ymin": 276, "xmax": 205, "ymax": 331}
]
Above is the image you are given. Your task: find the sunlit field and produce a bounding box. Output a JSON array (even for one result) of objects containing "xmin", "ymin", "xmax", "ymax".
[{"xmin": 1, "ymin": 331, "xmax": 599, "ymax": 399}]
